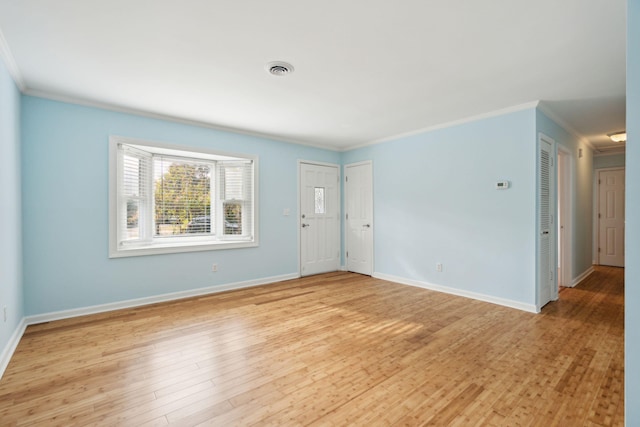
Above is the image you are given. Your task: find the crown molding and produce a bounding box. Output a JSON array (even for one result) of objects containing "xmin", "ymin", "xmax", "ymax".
[
  {"xmin": 0, "ymin": 27, "xmax": 25, "ymax": 91},
  {"xmin": 23, "ymin": 88, "xmax": 342, "ymax": 152},
  {"xmin": 593, "ymin": 146, "xmax": 626, "ymax": 156},
  {"xmin": 344, "ymin": 101, "xmax": 541, "ymax": 151},
  {"xmin": 536, "ymin": 102, "xmax": 594, "ymax": 150}
]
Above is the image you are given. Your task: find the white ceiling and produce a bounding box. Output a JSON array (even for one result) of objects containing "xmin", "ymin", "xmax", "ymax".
[{"xmin": 0, "ymin": 0, "xmax": 627, "ymax": 152}]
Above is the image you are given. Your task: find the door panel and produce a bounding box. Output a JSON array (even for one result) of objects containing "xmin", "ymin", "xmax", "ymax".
[
  {"xmin": 300, "ymin": 163, "xmax": 339, "ymax": 276},
  {"xmin": 598, "ymin": 169, "xmax": 625, "ymax": 267},
  {"xmin": 346, "ymin": 162, "xmax": 373, "ymax": 275},
  {"xmin": 538, "ymin": 135, "xmax": 556, "ymax": 308}
]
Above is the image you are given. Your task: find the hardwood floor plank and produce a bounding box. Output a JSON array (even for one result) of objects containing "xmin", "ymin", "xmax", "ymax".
[{"xmin": 0, "ymin": 266, "xmax": 624, "ymax": 426}]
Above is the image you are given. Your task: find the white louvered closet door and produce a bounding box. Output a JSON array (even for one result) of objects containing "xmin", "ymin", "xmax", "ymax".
[{"xmin": 538, "ymin": 135, "xmax": 556, "ymax": 308}]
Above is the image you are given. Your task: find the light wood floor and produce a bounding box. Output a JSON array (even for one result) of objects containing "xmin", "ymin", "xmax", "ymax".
[{"xmin": 0, "ymin": 267, "xmax": 624, "ymax": 426}]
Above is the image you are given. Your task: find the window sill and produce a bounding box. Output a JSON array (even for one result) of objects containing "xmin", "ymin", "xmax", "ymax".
[{"xmin": 109, "ymin": 239, "xmax": 258, "ymax": 258}]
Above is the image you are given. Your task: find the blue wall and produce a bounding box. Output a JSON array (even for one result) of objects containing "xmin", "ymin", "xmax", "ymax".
[
  {"xmin": 626, "ymin": 0, "xmax": 639, "ymax": 423},
  {"xmin": 536, "ymin": 110, "xmax": 594, "ymax": 279},
  {"xmin": 342, "ymin": 108, "xmax": 538, "ymax": 308},
  {"xmin": 21, "ymin": 96, "xmax": 340, "ymax": 315},
  {"xmin": 0, "ymin": 58, "xmax": 23, "ymax": 360}
]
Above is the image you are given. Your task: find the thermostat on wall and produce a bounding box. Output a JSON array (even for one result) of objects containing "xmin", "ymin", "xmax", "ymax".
[{"xmin": 496, "ymin": 180, "xmax": 510, "ymax": 189}]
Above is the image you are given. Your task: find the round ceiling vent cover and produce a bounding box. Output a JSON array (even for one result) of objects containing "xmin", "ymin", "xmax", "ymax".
[{"xmin": 266, "ymin": 61, "xmax": 294, "ymax": 76}]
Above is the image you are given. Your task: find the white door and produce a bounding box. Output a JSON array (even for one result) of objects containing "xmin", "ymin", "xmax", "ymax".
[
  {"xmin": 345, "ymin": 162, "xmax": 373, "ymax": 275},
  {"xmin": 598, "ymin": 168, "xmax": 625, "ymax": 267},
  {"xmin": 300, "ymin": 162, "xmax": 340, "ymax": 276},
  {"xmin": 538, "ymin": 135, "xmax": 556, "ymax": 308}
]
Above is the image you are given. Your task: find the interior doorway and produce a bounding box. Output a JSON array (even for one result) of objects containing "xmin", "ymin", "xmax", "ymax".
[{"xmin": 597, "ymin": 168, "xmax": 625, "ymax": 267}]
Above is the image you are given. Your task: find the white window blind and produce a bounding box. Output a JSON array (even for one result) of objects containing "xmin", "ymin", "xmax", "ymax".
[
  {"xmin": 219, "ymin": 161, "xmax": 253, "ymax": 238},
  {"xmin": 110, "ymin": 136, "xmax": 258, "ymax": 257},
  {"xmin": 119, "ymin": 145, "xmax": 151, "ymax": 245}
]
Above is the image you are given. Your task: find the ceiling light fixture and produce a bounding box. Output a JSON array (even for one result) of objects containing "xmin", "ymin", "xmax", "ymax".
[
  {"xmin": 266, "ymin": 61, "xmax": 294, "ymax": 76},
  {"xmin": 608, "ymin": 131, "xmax": 626, "ymax": 143}
]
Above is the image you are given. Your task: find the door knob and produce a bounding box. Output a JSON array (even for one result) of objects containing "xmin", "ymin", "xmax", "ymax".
[
  {"xmin": 302, "ymin": 223, "xmax": 310, "ymax": 228},
  {"xmin": 364, "ymin": 224, "xmax": 371, "ymax": 228}
]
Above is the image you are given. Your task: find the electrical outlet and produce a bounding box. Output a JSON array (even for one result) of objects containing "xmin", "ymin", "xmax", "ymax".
[
  {"xmin": 436, "ymin": 263, "xmax": 443, "ymax": 272},
  {"xmin": 212, "ymin": 264, "xmax": 218, "ymax": 272}
]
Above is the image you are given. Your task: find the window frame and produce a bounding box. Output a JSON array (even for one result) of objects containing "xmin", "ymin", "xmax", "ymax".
[{"xmin": 109, "ymin": 136, "xmax": 259, "ymax": 258}]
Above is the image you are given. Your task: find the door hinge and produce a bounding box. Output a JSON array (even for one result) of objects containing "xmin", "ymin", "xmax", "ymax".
[
  {"xmin": 598, "ymin": 213, "xmax": 601, "ymax": 219},
  {"xmin": 346, "ymin": 213, "xmax": 349, "ymax": 220},
  {"xmin": 346, "ymin": 251, "xmax": 349, "ymax": 258},
  {"xmin": 599, "ymin": 179, "xmax": 601, "ymax": 185},
  {"xmin": 550, "ymin": 271, "xmax": 553, "ymax": 280},
  {"xmin": 345, "ymin": 176, "xmax": 348, "ymax": 182},
  {"xmin": 598, "ymin": 247, "xmax": 601, "ymax": 253}
]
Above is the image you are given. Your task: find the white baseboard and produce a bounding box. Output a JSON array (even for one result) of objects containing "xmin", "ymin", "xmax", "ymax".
[
  {"xmin": 373, "ymin": 272, "xmax": 538, "ymax": 313},
  {"xmin": 0, "ymin": 318, "xmax": 27, "ymax": 380},
  {"xmin": 572, "ymin": 266, "xmax": 595, "ymax": 287},
  {"xmin": 25, "ymin": 272, "xmax": 299, "ymax": 326},
  {"xmin": 2, "ymin": 273, "xmax": 300, "ymax": 379}
]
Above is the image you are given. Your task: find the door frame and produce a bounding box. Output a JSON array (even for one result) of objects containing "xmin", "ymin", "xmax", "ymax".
[
  {"xmin": 297, "ymin": 159, "xmax": 341, "ymax": 276},
  {"xmin": 557, "ymin": 146, "xmax": 573, "ymax": 288},
  {"xmin": 593, "ymin": 166, "xmax": 626, "ymax": 266},
  {"xmin": 343, "ymin": 160, "xmax": 374, "ymax": 275}
]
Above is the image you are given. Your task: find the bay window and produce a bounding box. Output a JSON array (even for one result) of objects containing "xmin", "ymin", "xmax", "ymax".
[{"xmin": 109, "ymin": 136, "xmax": 257, "ymax": 257}]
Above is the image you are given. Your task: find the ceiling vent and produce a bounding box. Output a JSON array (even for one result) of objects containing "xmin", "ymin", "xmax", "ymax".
[{"xmin": 266, "ymin": 61, "xmax": 294, "ymax": 76}]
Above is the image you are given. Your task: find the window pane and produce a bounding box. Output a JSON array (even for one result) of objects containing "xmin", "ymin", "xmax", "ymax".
[
  {"xmin": 224, "ymin": 202, "xmax": 242, "ymax": 235},
  {"xmin": 125, "ymin": 200, "xmax": 140, "ymax": 240},
  {"xmin": 153, "ymin": 158, "xmax": 211, "ymax": 236},
  {"xmin": 315, "ymin": 187, "xmax": 325, "ymax": 214}
]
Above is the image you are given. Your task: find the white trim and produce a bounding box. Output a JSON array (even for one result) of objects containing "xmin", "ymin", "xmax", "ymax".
[
  {"xmin": 373, "ymin": 272, "xmax": 538, "ymax": 313},
  {"xmin": 1, "ymin": 272, "xmax": 298, "ymax": 379},
  {"xmin": 343, "ymin": 160, "xmax": 374, "ymax": 168},
  {"xmin": 571, "ymin": 266, "xmax": 595, "ymax": 287},
  {"xmin": 593, "ymin": 147, "xmax": 626, "ymax": 156},
  {"xmin": 23, "ymin": 88, "xmax": 342, "ymax": 152},
  {"xmin": 537, "ymin": 102, "xmax": 594, "ymax": 150},
  {"xmin": 347, "ymin": 101, "xmax": 541, "ymax": 151},
  {"xmin": 0, "ymin": 27, "xmax": 25, "ymax": 91},
  {"xmin": 18, "ymin": 89, "xmax": 592, "ymax": 155},
  {"xmin": 109, "ymin": 135, "xmax": 259, "ymax": 257},
  {"xmin": 339, "ymin": 265, "xmax": 347, "ymax": 271},
  {"xmin": 298, "ymin": 159, "xmax": 341, "ymax": 168},
  {"xmin": 25, "ymin": 273, "xmax": 298, "ymax": 325},
  {"xmin": 557, "ymin": 146, "xmax": 573, "ymax": 289},
  {"xmin": 0, "ymin": 318, "xmax": 27, "ymax": 380}
]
